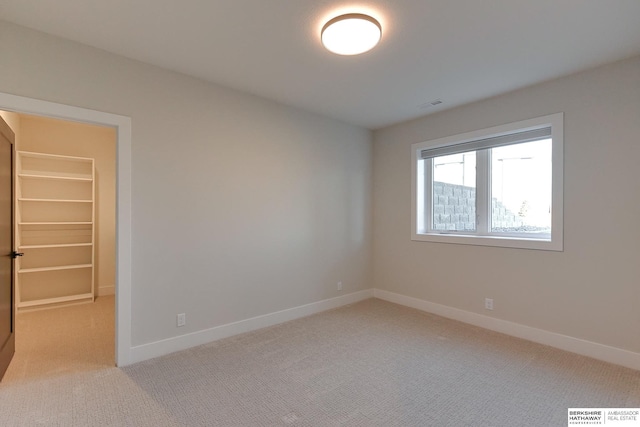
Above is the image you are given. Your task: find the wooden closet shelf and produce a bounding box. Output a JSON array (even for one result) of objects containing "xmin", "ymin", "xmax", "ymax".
[{"xmin": 19, "ymin": 264, "xmax": 93, "ymax": 274}]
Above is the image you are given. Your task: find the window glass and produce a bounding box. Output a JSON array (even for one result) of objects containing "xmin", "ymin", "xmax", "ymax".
[
  {"xmin": 432, "ymin": 152, "xmax": 476, "ymax": 232},
  {"xmin": 490, "ymin": 140, "xmax": 551, "ymax": 234}
]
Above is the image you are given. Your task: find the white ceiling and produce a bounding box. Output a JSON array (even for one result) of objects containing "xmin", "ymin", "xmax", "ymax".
[{"xmin": 2, "ymin": 1, "xmax": 640, "ymax": 129}]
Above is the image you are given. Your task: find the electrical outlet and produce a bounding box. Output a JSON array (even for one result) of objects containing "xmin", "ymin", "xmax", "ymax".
[
  {"xmin": 485, "ymin": 298, "xmax": 494, "ymax": 310},
  {"xmin": 337, "ymin": 281, "xmax": 343, "ymax": 291},
  {"xmin": 177, "ymin": 313, "xmax": 186, "ymax": 327}
]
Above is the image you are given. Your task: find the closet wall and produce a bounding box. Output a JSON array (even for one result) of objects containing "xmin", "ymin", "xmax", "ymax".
[
  {"xmin": 0, "ymin": 111, "xmax": 20, "ymax": 146},
  {"xmin": 18, "ymin": 115, "xmax": 116, "ymax": 297}
]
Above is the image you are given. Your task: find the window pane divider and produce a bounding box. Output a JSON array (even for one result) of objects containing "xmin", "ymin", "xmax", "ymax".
[{"xmin": 475, "ymin": 149, "xmax": 489, "ymax": 234}]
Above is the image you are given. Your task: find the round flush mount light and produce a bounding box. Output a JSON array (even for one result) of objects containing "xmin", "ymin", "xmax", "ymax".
[{"xmin": 321, "ymin": 13, "xmax": 382, "ymax": 55}]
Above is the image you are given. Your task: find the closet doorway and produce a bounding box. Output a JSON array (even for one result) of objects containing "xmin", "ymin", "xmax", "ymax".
[{"xmin": 1, "ymin": 111, "xmax": 116, "ymax": 381}]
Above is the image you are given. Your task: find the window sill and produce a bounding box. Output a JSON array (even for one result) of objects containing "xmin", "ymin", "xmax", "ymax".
[{"xmin": 412, "ymin": 232, "xmax": 563, "ymax": 251}]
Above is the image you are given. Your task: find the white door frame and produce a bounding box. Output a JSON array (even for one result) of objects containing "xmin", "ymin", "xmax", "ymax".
[{"xmin": 0, "ymin": 92, "xmax": 132, "ymax": 366}]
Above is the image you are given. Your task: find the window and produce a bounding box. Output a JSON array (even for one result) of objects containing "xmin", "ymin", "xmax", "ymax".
[{"xmin": 411, "ymin": 113, "xmax": 563, "ymax": 251}]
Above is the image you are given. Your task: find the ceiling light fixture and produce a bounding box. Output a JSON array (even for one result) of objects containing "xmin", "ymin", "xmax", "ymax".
[{"xmin": 321, "ymin": 13, "xmax": 382, "ymax": 56}]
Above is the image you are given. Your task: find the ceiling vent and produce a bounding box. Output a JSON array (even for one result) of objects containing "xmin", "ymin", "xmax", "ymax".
[{"xmin": 419, "ymin": 99, "xmax": 444, "ymax": 109}]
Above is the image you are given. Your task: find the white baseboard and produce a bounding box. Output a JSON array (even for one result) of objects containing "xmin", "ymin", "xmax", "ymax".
[
  {"xmin": 373, "ymin": 289, "xmax": 640, "ymax": 371},
  {"xmin": 97, "ymin": 284, "xmax": 115, "ymax": 296},
  {"xmin": 129, "ymin": 289, "xmax": 374, "ymax": 365}
]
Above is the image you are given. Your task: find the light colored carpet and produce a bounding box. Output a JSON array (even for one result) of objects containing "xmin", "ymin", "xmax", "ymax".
[
  {"xmin": 2, "ymin": 296, "xmax": 115, "ymax": 383},
  {"xmin": 1, "ymin": 298, "xmax": 639, "ymax": 426}
]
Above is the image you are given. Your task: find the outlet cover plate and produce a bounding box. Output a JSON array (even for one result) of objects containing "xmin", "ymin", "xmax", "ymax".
[{"xmin": 177, "ymin": 313, "xmax": 186, "ymax": 327}]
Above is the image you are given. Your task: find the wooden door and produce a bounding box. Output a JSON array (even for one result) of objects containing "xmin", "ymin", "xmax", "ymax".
[{"xmin": 0, "ymin": 115, "xmax": 15, "ymax": 381}]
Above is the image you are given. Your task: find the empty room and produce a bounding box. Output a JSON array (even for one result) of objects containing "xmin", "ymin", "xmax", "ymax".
[{"xmin": 1, "ymin": 1, "xmax": 640, "ymax": 426}]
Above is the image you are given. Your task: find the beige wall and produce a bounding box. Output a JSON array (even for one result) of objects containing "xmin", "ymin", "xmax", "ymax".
[
  {"xmin": 373, "ymin": 56, "xmax": 640, "ymax": 353},
  {"xmin": 0, "ymin": 22, "xmax": 372, "ymax": 347},
  {"xmin": 0, "ymin": 111, "xmax": 20, "ymax": 147},
  {"xmin": 18, "ymin": 115, "xmax": 116, "ymax": 295}
]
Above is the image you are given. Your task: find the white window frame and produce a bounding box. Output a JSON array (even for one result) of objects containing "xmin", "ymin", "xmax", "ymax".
[{"xmin": 411, "ymin": 113, "xmax": 563, "ymax": 251}]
